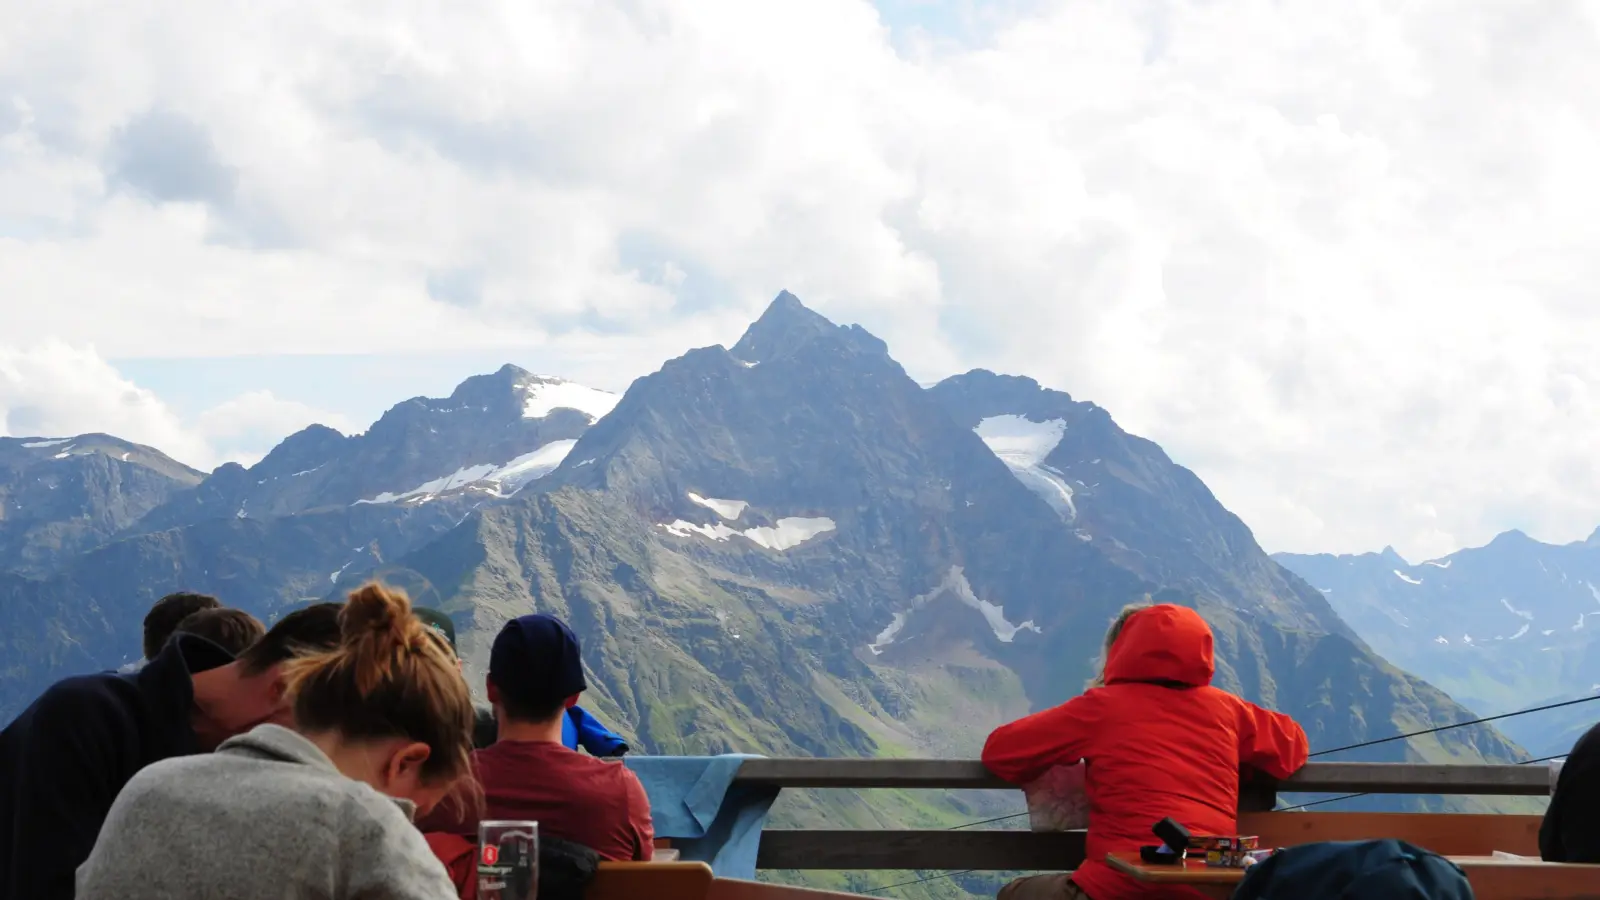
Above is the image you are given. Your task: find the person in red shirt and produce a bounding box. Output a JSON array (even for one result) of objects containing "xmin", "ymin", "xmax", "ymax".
[
  {"xmin": 419, "ymin": 614, "xmax": 653, "ymax": 862},
  {"xmin": 982, "ymin": 604, "xmax": 1309, "ymax": 900}
]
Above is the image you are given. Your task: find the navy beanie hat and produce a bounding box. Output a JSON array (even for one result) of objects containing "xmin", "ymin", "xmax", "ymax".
[{"xmin": 489, "ymin": 614, "xmax": 587, "ymax": 705}]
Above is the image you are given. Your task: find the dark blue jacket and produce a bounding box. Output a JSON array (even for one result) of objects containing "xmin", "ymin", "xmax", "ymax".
[
  {"xmin": 1234, "ymin": 839, "xmax": 1472, "ymax": 900},
  {"xmin": 0, "ymin": 635, "xmax": 233, "ymax": 900}
]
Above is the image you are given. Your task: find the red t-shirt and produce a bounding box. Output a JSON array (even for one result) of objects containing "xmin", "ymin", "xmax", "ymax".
[{"xmin": 421, "ymin": 741, "xmax": 654, "ymax": 862}]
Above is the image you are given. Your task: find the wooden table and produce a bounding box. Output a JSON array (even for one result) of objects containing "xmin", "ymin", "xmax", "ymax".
[
  {"xmin": 1106, "ymin": 851, "xmax": 1600, "ymax": 900},
  {"xmin": 1103, "ymin": 853, "xmax": 1241, "ymax": 899}
]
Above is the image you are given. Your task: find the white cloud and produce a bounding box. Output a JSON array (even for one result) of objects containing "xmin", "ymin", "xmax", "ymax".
[
  {"xmin": 0, "ymin": 344, "xmax": 350, "ymax": 470},
  {"xmin": 0, "ymin": 343, "xmax": 206, "ymax": 462},
  {"xmin": 2, "ymin": 1, "xmax": 1600, "ymax": 557},
  {"xmin": 193, "ymin": 390, "xmax": 359, "ymax": 467}
]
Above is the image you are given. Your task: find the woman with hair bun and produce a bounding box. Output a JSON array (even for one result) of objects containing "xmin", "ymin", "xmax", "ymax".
[{"xmin": 76, "ymin": 583, "xmax": 476, "ymax": 900}]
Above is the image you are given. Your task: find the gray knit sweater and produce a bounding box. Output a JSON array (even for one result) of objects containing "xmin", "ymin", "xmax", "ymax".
[{"xmin": 75, "ymin": 724, "xmax": 458, "ymax": 900}]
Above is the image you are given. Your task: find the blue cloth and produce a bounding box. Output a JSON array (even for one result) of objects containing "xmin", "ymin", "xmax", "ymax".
[
  {"xmin": 623, "ymin": 755, "xmax": 778, "ymax": 880},
  {"xmin": 1234, "ymin": 839, "xmax": 1474, "ymax": 900},
  {"xmin": 560, "ymin": 706, "xmax": 629, "ymax": 758}
]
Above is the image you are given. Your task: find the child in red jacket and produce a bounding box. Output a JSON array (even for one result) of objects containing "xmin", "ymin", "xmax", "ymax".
[{"xmin": 982, "ymin": 604, "xmax": 1309, "ymax": 900}]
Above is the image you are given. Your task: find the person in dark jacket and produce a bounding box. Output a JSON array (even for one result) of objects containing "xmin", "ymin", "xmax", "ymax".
[
  {"xmin": 1541, "ymin": 719, "xmax": 1600, "ymax": 863},
  {"xmin": 0, "ymin": 602, "xmax": 344, "ymax": 900},
  {"xmin": 415, "ymin": 607, "xmax": 629, "ymax": 756}
]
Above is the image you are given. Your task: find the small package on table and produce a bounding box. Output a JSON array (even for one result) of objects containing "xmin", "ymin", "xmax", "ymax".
[{"xmin": 1185, "ymin": 835, "xmax": 1260, "ymax": 868}]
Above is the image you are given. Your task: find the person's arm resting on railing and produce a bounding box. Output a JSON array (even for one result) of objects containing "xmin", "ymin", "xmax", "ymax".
[
  {"xmin": 981, "ymin": 695, "xmax": 1097, "ymax": 784},
  {"xmin": 1234, "ymin": 699, "xmax": 1310, "ymax": 780}
]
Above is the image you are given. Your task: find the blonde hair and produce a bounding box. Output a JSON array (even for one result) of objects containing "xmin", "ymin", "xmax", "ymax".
[
  {"xmin": 1086, "ymin": 597, "xmax": 1152, "ymax": 689},
  {"xmin": 283, "ymin": 583, "xmax": 475, "ymax": 788}
]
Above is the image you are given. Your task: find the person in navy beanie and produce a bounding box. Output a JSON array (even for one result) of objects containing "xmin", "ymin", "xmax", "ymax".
[
  {"xmin": 417, "ymin": 613, "xmax": 653, "ymax": 861},
  {"xmin": 414, "ymin": 607, "xmax": 629, "ymax": 756}
]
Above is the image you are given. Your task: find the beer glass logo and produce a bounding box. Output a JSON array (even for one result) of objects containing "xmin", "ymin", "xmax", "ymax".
[{"xmin": 482, "ymin": 845, "xmax": 500, "ymax": 866}]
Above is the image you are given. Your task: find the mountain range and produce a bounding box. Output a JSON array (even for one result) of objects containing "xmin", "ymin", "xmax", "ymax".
[
  {"xmin": 0, "ymin": 292, "xmax": 1551, "ymax": 897},
  {"xmin": 1277, "ymin": 533, "xmax": 1600, "ymax": 757}
]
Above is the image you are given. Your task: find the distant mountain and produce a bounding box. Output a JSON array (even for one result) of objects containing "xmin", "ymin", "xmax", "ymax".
[
  {"xmin": 0, "ymin": 434, "xmax": 202, "ymax": 576},
  {"xmin": 1277, "ymin": 532, "xmax": 1600, "ymax": 755},
  {"xmin": 137, "ymin": 365, "xmax": 613, "ymax": 531}
]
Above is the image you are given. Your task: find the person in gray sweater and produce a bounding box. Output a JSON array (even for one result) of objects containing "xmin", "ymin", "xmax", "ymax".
[{"xmin": 77, "ymin": 583, "xmax": 478, "ymax": 900}]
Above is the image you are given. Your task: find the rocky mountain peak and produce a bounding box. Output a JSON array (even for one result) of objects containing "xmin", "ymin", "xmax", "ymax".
[{"xmin": 729, "ymin": 291, "xmax": 885, "ymax": 365}]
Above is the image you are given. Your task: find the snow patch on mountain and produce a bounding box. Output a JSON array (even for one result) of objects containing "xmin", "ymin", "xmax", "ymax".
[
  {"xmin": 743, "ymin": 518, "xmax": 836, "ymax": 550},
  {"xmin": 659, "ymin": 513, "xmax": 836, "ymax": 551},
  {"xmin": 868, "ymin": 613, "xmax": 908, "ymax": 655},
  {"xmin": 1394, "ymin": 570, "xmax": 1423, "ymax": 585},
  {"xmin": 1500, "ymin": 598, "xmax": 1534, "ymax": 621},
  {"xmin": 21, "ymin": 438, "xmax": 70, "ymax": 448},
  {"xmin": 521, "ymin": 379, "xmax": 619, "ymax": 421},
  {"xmin": 688, "ymin": 493, "xmax": 748, "ymax": 521},
  {"xmin": 494, "ymin": 441, "xmax": 578, "ymax": 486},
  {"xmin": 364, "ymin": 464, "xmax": 497, "ymax": 504},
  {"xmin": 1510, "ymin": 624, "xmax": 1531, "ymax": 640},
  {"xmin": 867, "ymin": 566, "xmax": 1040, "ymax": 655},
  {"xmin": 356, "ymin": 439, "xmax": 576, "ymax": 504},
  {"xmin": 975, "ymin": 416, "xmax": 1075, "ymax": 520},
  {"xmin": 1434, "ymin": 636, "xmax": 1449, "ymax": 644},
  {"xmin": 662, "ymin": 520, "xmax": 741, "ymax": 541},
  {"xmin": 1423, "ymin": 559, "xmax": 1452, "ymax": 569}
]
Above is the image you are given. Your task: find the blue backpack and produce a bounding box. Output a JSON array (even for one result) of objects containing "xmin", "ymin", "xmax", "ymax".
[{"xmin": 1233, "ymin": 839, "xmax": 1474, "ymax": 900}]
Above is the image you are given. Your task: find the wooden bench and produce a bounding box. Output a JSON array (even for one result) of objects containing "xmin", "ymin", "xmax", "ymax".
[{"xmin": 588, "ymin": 861, "xmax": 714, "ymax": 900}]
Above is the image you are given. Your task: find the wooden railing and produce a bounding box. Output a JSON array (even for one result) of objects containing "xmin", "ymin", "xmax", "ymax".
[{"xmin": 735, "ymin": 759, "xmax": 1553, "ymax": 871}]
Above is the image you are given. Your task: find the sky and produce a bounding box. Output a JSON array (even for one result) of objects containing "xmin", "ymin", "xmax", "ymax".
[{"xmin": 3, "ymin": 0, "xmax": 1600, "ymax": 561}]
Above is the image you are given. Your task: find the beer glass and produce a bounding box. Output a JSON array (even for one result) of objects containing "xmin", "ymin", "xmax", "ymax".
[{"xmin": 477, "ymin": 820, "xmax": 538, "ymax": 900}]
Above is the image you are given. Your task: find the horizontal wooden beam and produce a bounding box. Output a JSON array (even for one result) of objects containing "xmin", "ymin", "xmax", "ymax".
[
  {"xmin": 756, "ymin": 830, "xmax": 1084, "ymax": 871},
  {"xmin": 734, "ymin": 759, "xmax": 1551, "ymax": 796},
  {"xmin": 735, "ymin": 758, "xmax": 1007, "ymax": 790},
  {"xmin": 1277, "ymin": 762, "xmax": 1549, "ymax": 796}
]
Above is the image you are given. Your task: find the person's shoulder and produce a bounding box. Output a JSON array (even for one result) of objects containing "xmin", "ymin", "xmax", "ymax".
[
  {"xmin": 108, "ymin": 753, "xmax": 202, "ymax": 802},
  {"xmin": 38, "ymin": 671, "xmax": 132, "ymax": 710},
  {"xmin": 22, "ymin": 672, "xmax": 136, "ymax": 737}
]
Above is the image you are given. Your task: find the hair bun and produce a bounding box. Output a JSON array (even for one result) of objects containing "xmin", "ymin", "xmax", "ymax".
[{"xmin": 341, "ymin": 583, "xmax": 412, "ymax": 643}]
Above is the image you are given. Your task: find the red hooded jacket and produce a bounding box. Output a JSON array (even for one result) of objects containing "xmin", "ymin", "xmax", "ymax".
[{"xmin": 982, "ymin": 605, "xmax": 1309, "ymax": 900}]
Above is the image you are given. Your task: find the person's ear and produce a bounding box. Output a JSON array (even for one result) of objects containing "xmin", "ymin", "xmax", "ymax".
[
  {"xmin": 486, "ymin": 679, "xmax": 501, "ymax": 704},
  {"xmin": 385, "ymin": 742, "xmax": 432, "ymax": 785}
]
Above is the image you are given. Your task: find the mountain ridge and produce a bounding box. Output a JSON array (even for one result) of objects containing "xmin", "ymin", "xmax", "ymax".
[{"xmin": 1277, "ymin": 528, "xmax": 1600, "ymax": 756}]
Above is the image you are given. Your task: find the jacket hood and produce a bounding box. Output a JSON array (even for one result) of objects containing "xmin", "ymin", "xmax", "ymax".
[
  {"xmin": 220, "ymin": 724, "xmax": 418, "ymax": 820},
  {"xmin": 1103, "ymin": 604, "xmax": 1215, "ymax": 688}
]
